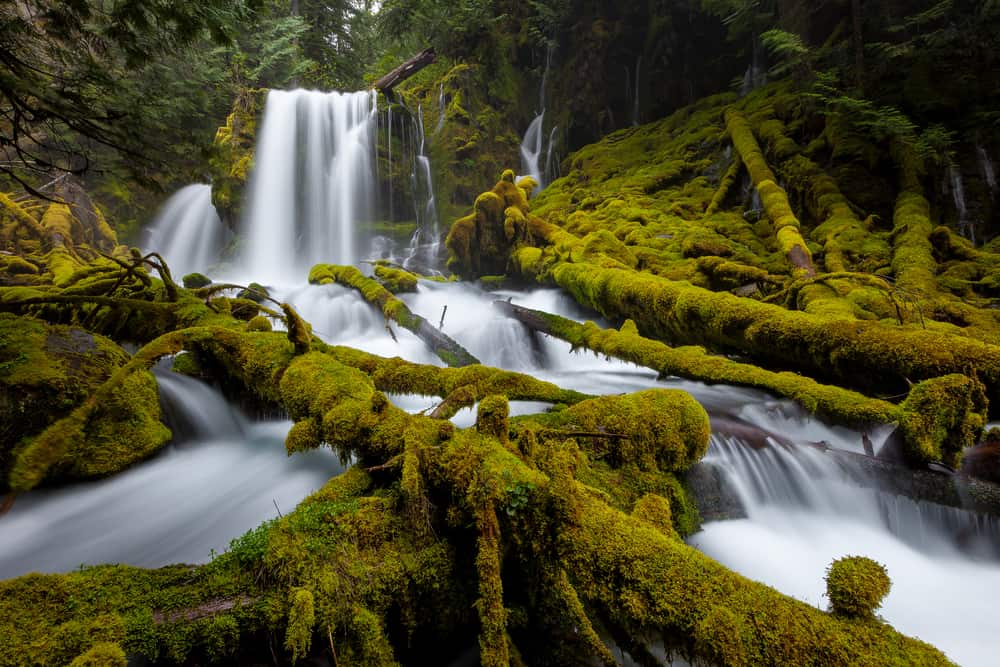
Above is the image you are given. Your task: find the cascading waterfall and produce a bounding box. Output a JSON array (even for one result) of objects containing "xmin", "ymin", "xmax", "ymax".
[
  {"xmin": 519, "ymin": 47, "xmax": 557, "ymax": 192},
  {"xmin": 402, "ymin": 105, "xmax": 443, "ymax": 272},
  {"xmin": 692, "ymin": 434, "xmax": 1000, "ymax": 667},
  {"xmin": 630, "ymin": 56, "xmax": 642, "ymax": 126},
  {"xmin": 948, "ymin": 163, "xmax": 975, "ymax": 244},
  {"xmin": 434, "ymin": 83, "xmax": 446, "ymax": 136},
  {"xmin": 143, "ymin": 184, "xmax": 226, "ymax": 277},
  {"xmin": 238, "ymin": 89, "xmax": 378, "ymax": 284},
  {"xmin": 520, "ymin": 111, "xmax": 546, "ymax": 188},
  {"xmin": 977, "ymin": 143, "xmax": 997, "ymax": 197},
  {"xmin": 740, "ymin": 37, "xmax": 767, "ymax": 96}
]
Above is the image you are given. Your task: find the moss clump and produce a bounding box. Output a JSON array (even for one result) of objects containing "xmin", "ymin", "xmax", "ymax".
[
  {"xmin": 445, "ymin": 174, "xmax": 535, "ymax": 279},
  {"xmin": 182, "ymin": 273, "xmax": 211, "ymax": 289},
  {"xmin": 237, "ymin": 282, "xmax": 269, "ymax": 303},
  {"xmin": 373, "ymin": 264, "xmax": 419, "ymax": 293},
  {"xmin": 528, "ymin": 389, "xmax": 710, "ymax": 472},
  {"xmin": 0, "ymin": 314, "xmax": 165, "ymax": 489},
  {"xmin": 898, "ymin": 374, "xmax": 988, "ymax": 468},
  {"xmin": 208, "ymin": 88, "xmax": 266, "ymax": 228},
  {"xmin": 476, "ymin": 394, "xmax": 510, "ymax": 443},
  {"xmin": 285, "ymin": 588, "xmax": 315, "ymax": 662},
  {"xmin": 68, "ymin": 642, "xmax": 127, "ymax": 667},
  {"xmin": 246, "ymin": 315, "xmax": 272, "ymax": 332},
  {"xmin": 825, "ymin": 556, "xmax": 892, "ymax": 619}
]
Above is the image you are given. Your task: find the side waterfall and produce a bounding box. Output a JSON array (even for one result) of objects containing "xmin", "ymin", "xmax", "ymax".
[{"xmin": 143, "ymin": 184, "xmax": 226, "ymax": 277}]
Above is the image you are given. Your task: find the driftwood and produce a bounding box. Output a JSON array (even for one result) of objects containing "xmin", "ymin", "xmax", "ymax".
[{"xmin": 372, "ymin": 47, "xmax": 436, "ymax": 94}]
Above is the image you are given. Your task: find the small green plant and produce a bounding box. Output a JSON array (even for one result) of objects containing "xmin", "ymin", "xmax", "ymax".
[{"xmin": 825, "ymin": 555, "xmax": 891, "ymax": 619}]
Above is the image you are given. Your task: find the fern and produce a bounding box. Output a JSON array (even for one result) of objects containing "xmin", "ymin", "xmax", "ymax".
[
  {"xmin": 808, "ymin": 71, "xmax": 955, "ymax": 165},
  {"xmin": 760, "ymin": 28, "xmax": 809, "ymax": 77}
]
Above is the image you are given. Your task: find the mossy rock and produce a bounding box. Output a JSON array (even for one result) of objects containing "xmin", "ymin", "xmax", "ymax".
[
  {"xmin": 825, "ymin": 556, "xmax": 891, "ymax": 619},
  {"xmin": 898, "ymin": 374, "xmax": 988, "ymax": 469},
  {"xmin": 246, "ymin": 316, "xmax": 273, "ymax": 332},
  {"xmin": 68, "ymin": 642, "xmax": 127, "ymax": 667},
  {"xmin": 182, "ymin": 272, "xmax": 211, "ymax": 289},
  {"xmin": 237, "ymin": 282, "xmax": 269, "ymax": 303},
  {"xmin": 0, "ymin": 314, "xmax": 169, "ymax": 490}
]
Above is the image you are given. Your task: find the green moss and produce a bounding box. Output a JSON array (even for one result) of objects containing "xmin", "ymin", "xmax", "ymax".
[
  {"xmin": 725, "ymin": 109, "xmax": 814, "ymax": 277},
  {"xmin": 546, "ymin": 260, "xmax": 1000, "ymax": 409},
  {"xmin": 208, "ymin": 89, "xmax": 266, "ymax": 227},
  {"xmin": 182, "ymin": 272, "xmax": 211, "ymax": 289},
  {"xmin": 69, "ymin": 369, "xmax": 172, "ymax": 479},
  {"xmin": 68, "ymin": 642, "xmax": 127, "ymax": 667},
  {"xmin": 825, "ymin": 556, "xmax": 891, "ymax": 620},
  {"xmin": 898, "ymin": 374, "xmax": 987, "ymax": 468},
  {"xmin": 0, "ymin": 314, "xmax": 146, "ymax": 489},
  {"xmin": 891, "ymin": 190, "xmax": 937, "ymax": 297},
  {"xmin": 476, "ymin": 394, "xmax": 510, "ymax": 443},
  {"xmin": 246, "ymin": 315, "xmax": 272, "ymax": 332},
  {"xmin": 373, "ymin": 264, "xmax": 419, "ymax": 293},
  {"xmin": 525, "ymin": 389, "xmax": 709, "ymax": 472},
  {"xmin": 285, "ymin": 588, "xmax": 315, "ymax": 662}
]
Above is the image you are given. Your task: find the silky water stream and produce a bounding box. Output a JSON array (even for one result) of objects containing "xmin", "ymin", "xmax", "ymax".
[{"xmin": 4, "ymin": 87, "xmax": 998, "ymax": 666}]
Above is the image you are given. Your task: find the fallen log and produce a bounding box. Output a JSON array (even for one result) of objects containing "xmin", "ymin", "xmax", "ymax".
[
  {"xmin": 310, "ymin": 263, "xmax": 480, "ymax": 367},
  {"xmin": 725, "ymin": 109, "xmax": 816, "ymax": 278},
  {"xmin": 492, "ymin": 298, "xmax": 899, "ymax": 425},
  {"xmin": 372, "ymin": 47, "xmax": 436, "ymax": 94}
]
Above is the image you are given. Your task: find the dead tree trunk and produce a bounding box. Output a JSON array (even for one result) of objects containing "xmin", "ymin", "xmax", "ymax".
[{"xmin": 372, "ymin": 48, "xmax": 436, "ymax": 94}]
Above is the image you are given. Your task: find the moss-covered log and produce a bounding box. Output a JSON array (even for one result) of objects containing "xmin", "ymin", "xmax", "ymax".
[
  {"xmin": 492, "ymin": 299, "xmax": 898, "ymax": 425},
  {"xmin": 725, "ymin": 109, "xmax": 815, "ymax": 277},
  {"xmin": 309, "ymin": 263, "xmax": 479, "ymax": 367}
]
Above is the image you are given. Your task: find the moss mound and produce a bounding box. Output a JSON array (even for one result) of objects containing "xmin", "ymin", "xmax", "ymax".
[{"xmin": 826, "ymin": 556, "xmax": 892, "ymax": 620}]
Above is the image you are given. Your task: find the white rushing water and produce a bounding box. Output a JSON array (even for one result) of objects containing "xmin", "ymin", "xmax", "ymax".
[
  {"xmin": 143, "ymin": 184, "xmax": 226, "ymax": 277},
  {"xmin": 403, "ymin": 105, "xmax": 443, "ymax": 272},
  {"xmin": 239, "ymin": 89, "xmax": 378, "ymax": 283},
  {"xmin": 949, "ymin": 164, "xmax": 975, "ymax": 244},
  {"xmin": 0, "ymin": 372, "xmax": 343, "ymax": 578}
]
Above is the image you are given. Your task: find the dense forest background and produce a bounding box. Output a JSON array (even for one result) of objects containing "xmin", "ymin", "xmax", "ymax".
[{"xmin": 3, "ymin": 0, "xmax": 998, "ymax": 240}]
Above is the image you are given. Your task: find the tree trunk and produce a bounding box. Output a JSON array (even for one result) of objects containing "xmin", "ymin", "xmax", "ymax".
[{"xmin": 372, "ymin": 47, "xmax": 437, "ymax": 94}]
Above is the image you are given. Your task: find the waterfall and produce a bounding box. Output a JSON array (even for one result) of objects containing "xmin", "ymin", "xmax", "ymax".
[
  {"xmin": 702, "ymin": 436, "xmax": 1000, "ymax": 557},
  {"xmin": 387, "ymin": 104, "xmax": 394, "ymax": 222},
  {"xmin": 519, "ymin": 47, "xmax": 557, "ymax": 193},
  {"xmin": 978, "ymin": 144, "xmax": 997, "ymax": 197},
  {"xmin": 631, "ymin": 56, "xmax": 642, "ymax": 126},
  {"xmin": 143, "ymin": 184, "xmax": 226, "ymax": 277},
  {"xmin": 433, "ymin": 83, "xmax": 446, "ymax": 136},
  {"xmin": 402, "ymin": 105, "xmax": 442, "ymax": 272},
  {"xmin": 948, "ymin": 164, "xmax": 975, "ymax": 244},
  {"xmin": 740, "ymin": 37, "xmax": 767, "ymax": 96},
  {"xmin": 238, "ymin": 89, "xmax": 378, "ymax": 284},
  {"xmin": 520, "ymin": 111, "xmax": 546, "ymax": 189},
  {"xmin": 155, "ymin": 367, "xmax": 244, "ymax": 441}
]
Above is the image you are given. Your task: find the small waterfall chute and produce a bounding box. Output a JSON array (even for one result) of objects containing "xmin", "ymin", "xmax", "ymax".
[
  {"xmin": 948, "ymin": 164, "xmax": 976, "ymax": 244},
  {"xmin": 143, "ymin": 184, "xmax": 226, "ymax": 277}
]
